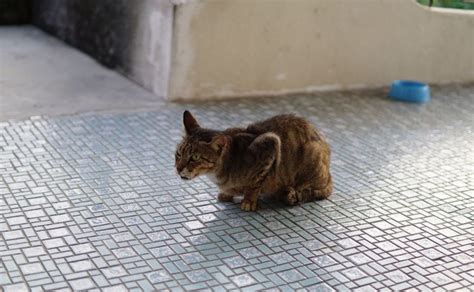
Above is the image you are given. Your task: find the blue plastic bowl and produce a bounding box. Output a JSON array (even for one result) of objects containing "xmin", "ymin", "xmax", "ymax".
[{"xmin": 388, "ymin": 80, "xmax": 430, "ymax": 103}]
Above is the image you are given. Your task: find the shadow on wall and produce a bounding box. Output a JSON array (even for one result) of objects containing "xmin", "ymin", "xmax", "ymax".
[
  {"xmin": 32, "ymin": 0, "xmax": 137, "ymax": 71},
  {"xmin": 29, "ymin": 0, "xmax": 173, "ymax": 98},
  {"xmin": 0, "ymin": 0, "xmax": 138, "ymax": 70},
  {"xmin": 1, "ymin": 0, "xmax": 173, "ymax": 99},
  {"xmin": 0, "ymin": 0, "xmax": 31, "ymax": 24}
]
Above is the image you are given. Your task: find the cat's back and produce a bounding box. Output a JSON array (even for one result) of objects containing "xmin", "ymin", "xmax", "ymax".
[{"xmin": 246, "ymin": 114, "xmax": 324, "ymax": 144}]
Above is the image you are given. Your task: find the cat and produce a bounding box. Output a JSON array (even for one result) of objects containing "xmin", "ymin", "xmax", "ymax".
[{"xmin": 175, "ymin": 110, "xmax": 332, "ymax": 211}]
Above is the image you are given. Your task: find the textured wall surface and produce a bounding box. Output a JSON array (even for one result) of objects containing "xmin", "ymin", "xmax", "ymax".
[
  {"xmin": 32, "ymin": 0, "xmax": 173, "ymax": 98},
  {"xmin": 170, "ymin": 0, "xmax": 474, "ymax": 100}
]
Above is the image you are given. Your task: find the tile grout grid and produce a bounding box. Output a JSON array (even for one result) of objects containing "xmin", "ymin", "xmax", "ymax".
[{"xmin": 0, "ymin": 84, "xmax": 473, "ymax": 291}]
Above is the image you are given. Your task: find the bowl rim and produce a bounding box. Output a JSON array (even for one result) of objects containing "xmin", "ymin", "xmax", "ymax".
[{"xmin": 391, "ymin": 80, "xmax": 428, "ymax": 88}]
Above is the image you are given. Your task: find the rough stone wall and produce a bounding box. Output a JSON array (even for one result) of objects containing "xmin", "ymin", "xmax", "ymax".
[{"xmin": 32, "ymin": 0, "xmax": 173, "ymax": 98}]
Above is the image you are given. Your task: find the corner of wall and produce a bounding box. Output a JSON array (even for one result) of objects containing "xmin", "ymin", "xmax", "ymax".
[{"xmin": 168, "ymin": 1, "xmax": 202, "ymax": 100}]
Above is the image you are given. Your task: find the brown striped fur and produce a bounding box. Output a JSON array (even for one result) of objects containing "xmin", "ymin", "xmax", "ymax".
[{"xmin": 175, "ymin": 111, "xmax": 332, "ymax": 211}]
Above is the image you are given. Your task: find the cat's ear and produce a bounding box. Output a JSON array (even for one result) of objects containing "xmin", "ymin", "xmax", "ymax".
[
  {"xmin": 211, "ymin": 135, "xmax": 228, "ymax": 153},
  {"xmin": 183, "ymin": 110, "xmax": 200, "ymax": 135}
]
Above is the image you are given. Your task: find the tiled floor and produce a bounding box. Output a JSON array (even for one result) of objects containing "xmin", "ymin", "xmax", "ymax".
[{"xmin": 1, "ymin": 85, "xmax": 473, "ymax": 291}]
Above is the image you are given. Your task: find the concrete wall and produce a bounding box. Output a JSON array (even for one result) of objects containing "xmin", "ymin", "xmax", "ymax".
[
  {"xmin": 169, "ymin": 0, "xmax": 474, "ymax": 100},
  {"xmin": 33, "ymin": 0, "xmax": 173, "ymax": 98}
]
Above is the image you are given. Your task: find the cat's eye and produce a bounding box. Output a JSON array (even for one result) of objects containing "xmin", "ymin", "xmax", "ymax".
[{"xmin": 191, "ymin": 153, "xmax": 201, "ymax": 161}]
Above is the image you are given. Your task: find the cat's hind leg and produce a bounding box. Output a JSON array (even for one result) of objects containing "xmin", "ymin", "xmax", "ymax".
[
  {"xmin": 279, "ymin": 186, "xmax": 325, "ymax": 206},
  {"xmin": 280, "ymin": 187, "xmax": 299, "ymax": 206},
  {"xmin": 281, "ymin": 183, "xmax": 332, "ymax": 206},
  {"xmin": 217, "ymin": 192, "xmax": 234, "ymax": 202},
  {"xmin": 291, "ymin": 166, "xmax": 332, "ymax": 204},
  {"xmin": 290, "ymin": 142, "xmax": 332, "ymax": 204},
  {"xmin": 295, "ymin": 181, "xmax": 332, "ymax": 203},
  {"xmin": 309, "ymin": 177, "xmax": 333, "ymax": 201}
]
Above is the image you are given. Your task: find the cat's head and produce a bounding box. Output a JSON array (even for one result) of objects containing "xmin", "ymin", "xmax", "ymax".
[{"xmin": 175, "ymin": 111, "xmax": 228, "ymax": 180}]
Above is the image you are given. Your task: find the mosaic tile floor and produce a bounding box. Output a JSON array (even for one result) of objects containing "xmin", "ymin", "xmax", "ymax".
[{"xmin": 1, "ymin": 85, "xmax": 473, "ymax": 291}]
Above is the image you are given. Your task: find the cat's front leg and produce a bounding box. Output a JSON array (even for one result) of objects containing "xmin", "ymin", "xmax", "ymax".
[{"xmin": 241, "ymin": 189, "xmax": 259, "ymax": 211}]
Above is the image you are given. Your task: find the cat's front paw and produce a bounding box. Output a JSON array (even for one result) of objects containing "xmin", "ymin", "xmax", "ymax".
[
  {"xmin": 217, "ymin": 193, "xmax": 233, "ymax": 202},
  {"xmin": 240, "ymin": 199, "xmax": 257, "ymax": 211}
]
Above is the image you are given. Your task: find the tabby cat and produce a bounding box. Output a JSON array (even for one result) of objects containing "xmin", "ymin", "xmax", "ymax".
[{"xmin": 175, "ymin": 111, "xmax": 332, "ymax": 211}]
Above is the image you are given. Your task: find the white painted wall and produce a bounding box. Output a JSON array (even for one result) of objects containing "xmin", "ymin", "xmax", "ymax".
[
  {"xmin": 129, "ymin": 0, "xmax": 173, "ymax": 98},
  {"xmin": 169, "ymin": 0, "xmax": 474, "ymax": 100}
]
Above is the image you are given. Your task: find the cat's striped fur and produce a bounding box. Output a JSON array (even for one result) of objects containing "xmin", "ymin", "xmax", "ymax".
[{"xmin": 175, "ymin": 111, "xmax": 332, "ymax": 211}]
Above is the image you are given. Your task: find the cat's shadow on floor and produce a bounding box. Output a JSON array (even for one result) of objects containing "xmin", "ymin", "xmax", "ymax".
[{"xmin": 219, "ymin": 195, "xmax": 306, "ymax": 213}]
